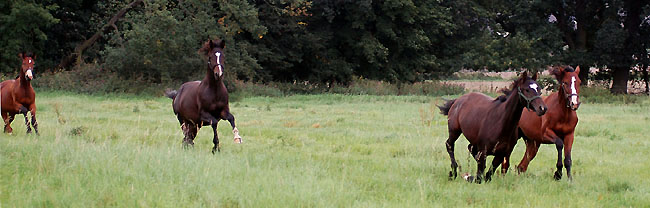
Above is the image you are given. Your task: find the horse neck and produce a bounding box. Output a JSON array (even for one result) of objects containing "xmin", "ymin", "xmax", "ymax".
[
  {"xmin": 17, "ymin": 69, "xmax": 31, "ymax": 88},
  {"xmin": 202, "ymin": 66, "xmax": 224, "ymax": 90},
  {"xmin": 556, "ymin": 85, "xmax": 570, "ymax": 110},
  {"xmin": 502, "ymin": 87, "xmax": 526, "ymax": 130}
]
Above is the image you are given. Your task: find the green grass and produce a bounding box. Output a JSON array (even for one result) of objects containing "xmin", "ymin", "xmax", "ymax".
[{"xmin": 1, "ymin": 91, "xmax": 649, "ymax": 207}]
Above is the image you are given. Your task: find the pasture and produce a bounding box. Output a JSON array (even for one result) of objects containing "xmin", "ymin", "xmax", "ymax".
[{"xmin": 1, "ymin": 91, "xmax": 649, "ymax": 207}]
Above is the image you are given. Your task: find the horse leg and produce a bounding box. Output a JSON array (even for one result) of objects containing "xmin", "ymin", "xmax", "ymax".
[
  {"xmin": 563, "ymin": 133, "xmax": 575, "ymax": 181},
  {"xmin": 221, "ymin": 111, "xmax": 242, "ymax": 144},
  {"xmin": 181, "ymin": 122, "xmax": 198, "ymax": 148},
  {"xmin": 200, "ymin": 112, "xmax": 222, "ymax": 154},
  {"xmin": 516, "ymin": 138, "xmax": 540, "ymax": 173},
  {"xmin": 502, "ymin": 129, "xmax": 523, "ymax": 174},
  {"xmin": 486, "ymin": 155, "xmax": 505, "ymax": 182},
  {"xmin": 23, "ymin": 111, "xmax": 31, "ymax": 134},
  {"xmin": 554, "ymin": 138, "xmax": 564, "ymax": 180},
  {"xmin": 474, "ymin": 149, "xmax": 487, "ymax": 184},
  {"xmin": 2, "ymin": 112, "xmax": 9, "ymax": 133},
  {"xmin": 445, "ymin": 130, "xmax": 462, "ymax": 180},
  {"xmin": 4, "ymin": 113, "xmax": 15, "ymax": 134},
  {"xmin": 29, "ymin": 104, "xmax": 38, "ymax": 135}
]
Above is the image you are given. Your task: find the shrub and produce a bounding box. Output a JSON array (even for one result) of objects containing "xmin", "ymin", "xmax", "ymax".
[
  {"xmin": 581, "ymin": 86, "xmax": 639, "ymax": 104},
  {"xmin": 33, "ymin": 64, "xmax": 169, "ymax": 95},
  {"xmin": 399, "ymin": 81, "xmax": 465, "ymax": 96},
  {"xmin": 445, "ymin": 72, "xmax": 504, "ymax": 81}
]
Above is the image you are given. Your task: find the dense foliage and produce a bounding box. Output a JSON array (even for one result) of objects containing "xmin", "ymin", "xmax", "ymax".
[{"xmin": 1, "ymin": 0, "xmax": 649, "ymax": 93}]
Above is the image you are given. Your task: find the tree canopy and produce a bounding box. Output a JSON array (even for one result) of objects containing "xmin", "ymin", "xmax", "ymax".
[{"xmin": 1, "ymin": 0, "xmax": 649, "ymax": 93}]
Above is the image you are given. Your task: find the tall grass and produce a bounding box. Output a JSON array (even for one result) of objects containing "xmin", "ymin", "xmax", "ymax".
[{"xmin": 1, "ymin": 92, "xmax": 649, "ymax": 207}]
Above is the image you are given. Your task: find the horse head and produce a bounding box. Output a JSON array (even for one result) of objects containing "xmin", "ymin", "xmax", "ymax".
[
  {"xmin": 551, "ymin": 66, "xmax": 581, "ymax": 111},
  {"xmin": 19, "ymin": 52, "xmax": 35, "ymax": 81},
  {"xmin": 516, "ymin": 71, "xmax": 547, "ymax": 116},
  {"xmin": 199, "ymin": 39, "xmax": 226, "ymax": 81}
]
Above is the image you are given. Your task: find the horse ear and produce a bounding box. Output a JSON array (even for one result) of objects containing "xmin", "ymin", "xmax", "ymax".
[
  {"xmin": 519, "ymin": 71, "xmax": 528, "ymax": 84},
  {"xmin": 575, "ymin": 66, "xmax": 580, "ymax": 74},
  {"xmin": 532, "ymin": 72, "xmax": 538, "ymax": 81},
  {"xmin": 550, "ymin": 66, "xmax": 563, "ymax": 79},
  {"xmin": 217, "ymin": 39, "xmax": 225, "ymax": 49}
]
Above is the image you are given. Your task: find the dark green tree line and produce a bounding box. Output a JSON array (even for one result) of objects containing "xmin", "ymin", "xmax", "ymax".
[{"xmin": 1, "ymin": 0, "xmax": 649, "ymax": 93}]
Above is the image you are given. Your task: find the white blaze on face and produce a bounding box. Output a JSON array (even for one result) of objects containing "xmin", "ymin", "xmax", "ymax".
[
  {"xmin": 215, "ymin": 52, "xmax": 223, "ymax": 77},
  {"xmin": 529, "ymin": 83, "xmax": 538, "ymax": 94},
  {"xmin": 570, "ymin": 76, "xmax": 578, "ymax": 104}
]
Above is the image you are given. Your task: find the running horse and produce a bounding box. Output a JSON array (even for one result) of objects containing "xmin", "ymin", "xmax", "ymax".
[
  {"xmin": 1, "ymin": 52, "xmax": 39, "ymax": 134},
  {"xmin": 439, "ymin": 72, "xmax": 547, "ymax": 183},
  {"xmin": 502, "ymin": 66, "xmax": 581, "ymax": 181},
  {"xmin": 165, "ymin": 39, "xmax": 242, "ymax": 153}
]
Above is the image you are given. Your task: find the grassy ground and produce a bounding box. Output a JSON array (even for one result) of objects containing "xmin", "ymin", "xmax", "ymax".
[{"xmin": 1, "ymin": 91, "xmax": 649, "ymax": 207}]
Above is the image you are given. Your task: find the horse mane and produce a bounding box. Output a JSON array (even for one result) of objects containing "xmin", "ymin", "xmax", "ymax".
[
  {"xmin": 197, "ymin": 39, "xmax": 224, "ymax": 57},
  {"xmin": 197, "ymin": 40, "xmax": 213, "ymax": 57},
  {"xmin": 495, "ymin": 74, "xmax": 526, "ymax": 102}
]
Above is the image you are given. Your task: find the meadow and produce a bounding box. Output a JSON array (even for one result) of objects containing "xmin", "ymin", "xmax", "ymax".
[{"xmin": 1, "ymin": 91, "xmax": 649, "ymax": 207}]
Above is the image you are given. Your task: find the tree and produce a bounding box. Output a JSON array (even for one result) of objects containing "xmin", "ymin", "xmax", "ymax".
[{"xmin": 0, "ymin": 0, "xmax": 58, "ymax": 73}]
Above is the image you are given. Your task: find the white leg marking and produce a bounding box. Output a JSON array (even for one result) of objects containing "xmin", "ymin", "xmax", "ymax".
[{"xmin": 233, "ymin": 127, "xmax": 242, "ymax": 143}]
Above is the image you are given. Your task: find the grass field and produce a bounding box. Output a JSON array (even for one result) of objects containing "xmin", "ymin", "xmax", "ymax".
[{"xmin": 1, "ymin": 91, "xmax": 649, "ymax": 207}]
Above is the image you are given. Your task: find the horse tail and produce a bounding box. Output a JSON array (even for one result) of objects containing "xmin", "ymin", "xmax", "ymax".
[
  {"xmin": 165, "ymin": 89, "xmax": 178, "ymax": 100},
  {"xmin": 438, "ymin": 99, "xmax": 456, "ymax": 116}
]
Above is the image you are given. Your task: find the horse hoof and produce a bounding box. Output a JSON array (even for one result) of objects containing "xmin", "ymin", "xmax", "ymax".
[
  {"xmin": 448, "ymin": 171, "xmax": 456, "ymax": 180},
  {"xmin": 234, "ymin": 137, "xmax": 242, "ymax": 144},
  {"xmin": 554, "ymin": 172, "xmax": 562, "ymax": 180}
]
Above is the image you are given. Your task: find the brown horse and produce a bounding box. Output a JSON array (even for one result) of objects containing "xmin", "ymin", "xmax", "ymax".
[
  {"xmin": 165, "ymin": 39, "xmax": 242, "ymax": 153},
  {"xmin": 439, "ymin": 72, "xmax": 547, "ymax": 183},
  {"xmin": 502, "ymin": 66, "xmax": 581, "ymax": 181},
  {"xmin": 1, "ymin": 52, "xmax": 39, "ymax": 134}
]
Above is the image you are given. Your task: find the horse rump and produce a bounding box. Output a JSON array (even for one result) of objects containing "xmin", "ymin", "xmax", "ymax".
[
  {"xmin": 165, "ymin": 89, "xmax": 178, "ymax": 99},
  {"xmin": 437, "ymin": 99, "xmax": 456, "ymax": 116}
]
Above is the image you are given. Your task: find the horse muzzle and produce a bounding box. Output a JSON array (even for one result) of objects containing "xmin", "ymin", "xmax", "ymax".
[
  {"xmin": 535, "ymin": 105, "xmax": 547, "ymax": 116},
  {"xmin": 25, "ymin": 69, "xmax": 33, "ymax": 81},
  {"xmin": 570, "ymin": 102, "xmax": 581, "ymax": 111}
]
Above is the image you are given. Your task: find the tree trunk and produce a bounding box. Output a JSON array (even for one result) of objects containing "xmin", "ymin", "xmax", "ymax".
[
  {"xmin": 577, "ymin": 64, "xmax": 589, "ymax": 85},
  {"xmin": 610, "ymin": 67, "xmax": 629, "ymax": 94},
  {"xmin": 575, "ymin": 0, "xmax": 589, "ymax": 85},
  {"xmin": 643, "ymin": 65, "xmax": 649, "ymax": 95},
  {"xmin": 57, "ymin": 0, "xmax": 144, "ymax": 69}
]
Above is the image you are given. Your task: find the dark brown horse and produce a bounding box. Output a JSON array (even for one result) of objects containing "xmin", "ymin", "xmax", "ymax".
[
  {"xmin": 1, "ymin": 52, "xmax": 39, "ymax": 134},
  {"xmin": 439, "ymin": 72, "xmax": 547, "ymax": 183},
  {"xmin": 165, "ymin": 39, "xmax": 242, "ymax": 153},
  {"xmin": 502, "ymin": 66, "xmax": 581, "ymax": 181}
]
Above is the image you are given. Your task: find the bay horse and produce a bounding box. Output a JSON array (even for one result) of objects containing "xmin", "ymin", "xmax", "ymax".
[
  {"xmin": 165, "ymin": 39, "xmax": 242, "ymax": 153},
  {"xmin": 502, "ymin": 66, "xmax": 581, "ymax": 181},
  {"xmin": 1, "ymin": 52, "xmax": 39, "ymax": 134},
  {"xmin": 439, "ymin": 72, "xmax": 547, "ymax": 183}
]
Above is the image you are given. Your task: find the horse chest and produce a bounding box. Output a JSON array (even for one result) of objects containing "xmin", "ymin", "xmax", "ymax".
[{"xmin": 200, "ymin": 100, "xmax": 226, "ymax": 112}]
